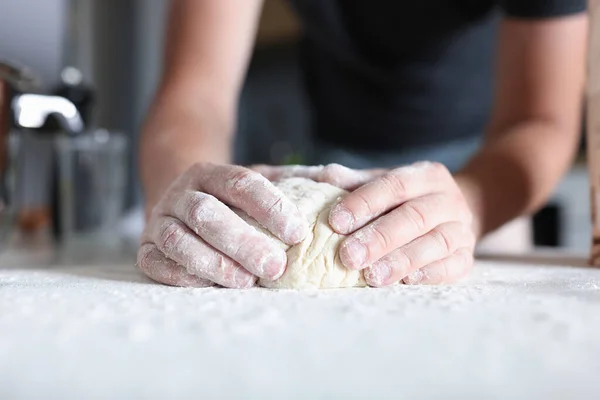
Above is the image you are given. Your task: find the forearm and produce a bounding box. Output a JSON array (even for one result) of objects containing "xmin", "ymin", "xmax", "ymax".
[
  {"xmin": 455, "ymin": 120, "xmax": 580, "ymax": 238},
  {"xmin": 140, "ymin": 0, "xmax": 263, "ymax": 213},
  {"xmin": 139, "ymin": 92, "xmax": 234, "ymax": 213}
]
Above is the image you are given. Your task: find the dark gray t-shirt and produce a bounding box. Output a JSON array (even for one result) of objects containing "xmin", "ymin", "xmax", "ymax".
[{"xmin": 287, "ymin": 0, "xmax": 587, "ymax": 150}]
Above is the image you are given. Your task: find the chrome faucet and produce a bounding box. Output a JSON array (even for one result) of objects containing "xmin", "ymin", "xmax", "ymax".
[
  {"xmin": 12, "ymin": 93, "xmax": 84, "ymax": 135},
  {"xmin": 0, "ymin": 60, "xmax": 84, "ymax": 213}
]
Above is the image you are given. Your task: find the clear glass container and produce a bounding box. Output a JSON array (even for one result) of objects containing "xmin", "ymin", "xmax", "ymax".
[{"xmin": 54, "ymin": 129, "xmax": 128, "ymax": 251}]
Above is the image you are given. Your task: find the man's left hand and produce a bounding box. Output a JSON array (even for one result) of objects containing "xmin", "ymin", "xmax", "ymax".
[
  {"xmin": 253, "ymin": 162, "xmax": 476, "ymax": 286},
  {"xmin": 328, "ymin": 162, "xmax": 476, "ymax": 286}
]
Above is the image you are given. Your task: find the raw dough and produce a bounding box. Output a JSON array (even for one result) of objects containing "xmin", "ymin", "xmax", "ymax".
[{"xmin": 238, "ymin": 178, "xmax": 366, "ymax": 289}]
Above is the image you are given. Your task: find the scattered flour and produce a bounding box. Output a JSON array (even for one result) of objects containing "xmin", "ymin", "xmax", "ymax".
[{"xmin": 2, "ymin": 249, "xmax": 600, "ymax": 398}]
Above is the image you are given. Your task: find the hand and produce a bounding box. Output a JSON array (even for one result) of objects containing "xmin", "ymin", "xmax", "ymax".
[
  {"xmin": 326, "ymin": 162, "xmax": 476, "ymax": 286},
  {"xmin": 137, "ymin": 163, "xmax": 309, "ymax": 288}
]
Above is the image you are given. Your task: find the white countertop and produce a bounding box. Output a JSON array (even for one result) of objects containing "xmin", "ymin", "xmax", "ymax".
[{"xmin": 2, "ymin": 244, "xmax": 600, "ymax": 399}]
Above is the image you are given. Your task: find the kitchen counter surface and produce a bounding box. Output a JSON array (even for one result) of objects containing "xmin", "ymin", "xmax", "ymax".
[{"xmin": 2, "ymin": 243, "xmax": 600, "ymax": 399}]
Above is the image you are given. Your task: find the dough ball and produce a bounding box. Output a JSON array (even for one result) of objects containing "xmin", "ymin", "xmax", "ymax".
[{"xmin": 237, "ymin": 178, "xmax": 366, "ymax": 289}]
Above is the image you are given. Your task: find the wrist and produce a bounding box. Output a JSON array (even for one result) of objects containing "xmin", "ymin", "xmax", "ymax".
[
  {"xmin": 139, "ymin": 118, "xmax": 233, "ymax": 221},
  {"xmin": 453, "ymin": 172, "xmax": 485, "ymax": 239}
]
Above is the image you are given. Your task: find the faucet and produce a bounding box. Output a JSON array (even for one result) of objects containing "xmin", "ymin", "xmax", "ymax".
[
  {"xmin": 12, "ymin": 93, "xmax": 84, "ymax": 135},
  {"xmin": 0, "ymin": 60, "xmax": 84, "ymax": 213}
]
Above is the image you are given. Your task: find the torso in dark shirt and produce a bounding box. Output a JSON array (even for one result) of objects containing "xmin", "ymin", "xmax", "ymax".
[{"xmin": 286, "ymin": 0, "xmax": 586, "ymax": 151}]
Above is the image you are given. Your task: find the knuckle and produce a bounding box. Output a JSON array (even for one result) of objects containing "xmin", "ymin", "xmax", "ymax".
[
  {"xmin": 381, "ymin": 170, "xmax": 407, "ymax": 198},
  {"xmin": 428, "ymin": 161, "xmax": 448, "ymax": 176},
  {"xmin": 432, "ymin": 226, "xmax": 456, "ymax": 254},
  {"xmin": 420, "ymin": 161, "xmax": 450, "ymax": 180},
  {"xmin": 136, "ymin": 245, "xmax": 154, "ymax": 272},
  {"xmin": 226, "ymin": 169, "xmax": 262, "ymax": 198},
  {"xmin": 320, "ymin": 163, "xmax": 346, "ymax": 184},
  {"xmin": 186, "ymin": 192, "xmax": 216, "ymax": 226},
  {"xmin": 354, "ymin": 192, "xmax": 377, "ymax": 218},
  {"xmin": 227, "ymin": 241, "xmax": 246, "ymax": 260},
  {"xmin": 157, "ymin": 220, "xmax": 187, "ymax": 257},
  {"xmin": 404, "ymin": 203, "xmax": 428, "ymax": 232},
  {"xmin": 391, "ymin": 248, "xmax": 414, "ymax": 273},
  {"xmin": 265, "ymin": 196, "xmax": 285, "ymax": 218},
  {"xmin": 370, "ymin": 224, "xmax": 394, "ymax": 252}
]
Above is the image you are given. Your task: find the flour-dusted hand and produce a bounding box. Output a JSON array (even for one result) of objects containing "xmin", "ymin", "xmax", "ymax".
[
  {"xmin": 137, "ymin": 163, "xmax": 310, "ymax": 288},
  {"xmin": 328, "ymin": 162, "xmax": 476, "ymax": 286}
]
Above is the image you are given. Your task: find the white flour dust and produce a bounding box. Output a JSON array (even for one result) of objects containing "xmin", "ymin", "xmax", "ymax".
[{"xmin": 3, "ymin": 253, "xmax": 600, "ymax": 398}]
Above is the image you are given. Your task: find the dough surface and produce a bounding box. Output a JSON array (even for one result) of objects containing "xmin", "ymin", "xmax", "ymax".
[{"xmin": 238, "ymin": 178, "xmax": 366, "ymax": 289}]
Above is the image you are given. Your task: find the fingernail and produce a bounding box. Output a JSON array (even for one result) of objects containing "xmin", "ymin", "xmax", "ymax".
[
  {"xmin": 341, "ymin": 240, "xmax": 367, "ymax": 269},
  {"xmin": 365, "ymin": 263, "xmax": 391, "ymax": 287},
  {"xmin": 405, "ymin": 270, "xmax": 424, "ymax": 285},
  {"xmin": 261, "ymin": 251, "xmax": 287, "ymax": 281},
  {"xmin": 330, "ymin": 205, "xmax": 354, "ymax": 234}
]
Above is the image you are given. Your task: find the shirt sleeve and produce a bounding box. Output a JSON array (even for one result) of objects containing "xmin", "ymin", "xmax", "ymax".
[{"xmin": 499, "ymin": 0, "xmax": 587, "ymax": 19}]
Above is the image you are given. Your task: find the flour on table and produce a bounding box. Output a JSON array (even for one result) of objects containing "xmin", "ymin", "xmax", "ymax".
[{"xmin": 237, "ymin": 178, "xmax": 366, "ymax": 289}]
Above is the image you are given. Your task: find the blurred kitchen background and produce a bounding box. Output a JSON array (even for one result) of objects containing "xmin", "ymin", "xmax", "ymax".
[{"xmin": 0, "ymin": 0, "xmax": 591, "ymax": 253}]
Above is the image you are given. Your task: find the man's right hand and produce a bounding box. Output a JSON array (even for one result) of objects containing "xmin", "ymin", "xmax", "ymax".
[{"xmin": 137, "ymin": 163, "xmax": 309, "ymax": 288}]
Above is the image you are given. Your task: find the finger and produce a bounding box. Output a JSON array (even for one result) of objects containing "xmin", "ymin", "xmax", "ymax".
[
  {"xmin": 156, "ymin": 189, "xmax": 287, "ymax": 280},
  {"xmin": 339, "ymin": 193, "xmax": 461, "ymax": 270},
  {"xmin": 148, "ymin": 216, "xmax": 257, "ymax": 288},
  {"xmin": 249, "ymin": 164, "xmax": 324, "ymax": 182},
  {"xmin": 329, "ymin": 162, "xmax": 452, "ymax": 234},
  {"xmin": 403, "ymin": 248, "xmax": 474, "ymax": 285},
  {"xmin": 190, "ymin": 163, "xmax": 308, "ymax": 245},
  {"xmin": 249, "ymin": 164, "xmax": 279, "ymax": 180},
  {"xmin": 364, "ymin": 222, "xmax": 474, "ymax": 287},
  {"xmin": 137, "ymin": 243, "xmax": 214, "ymax": 288},
  {"xmin": 250, "ymin": 163, "xmax": 386, "ymax": 191},
  {"xmin": 315, "ymin": 164, "xmax": 386, "ymax": 191}
]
